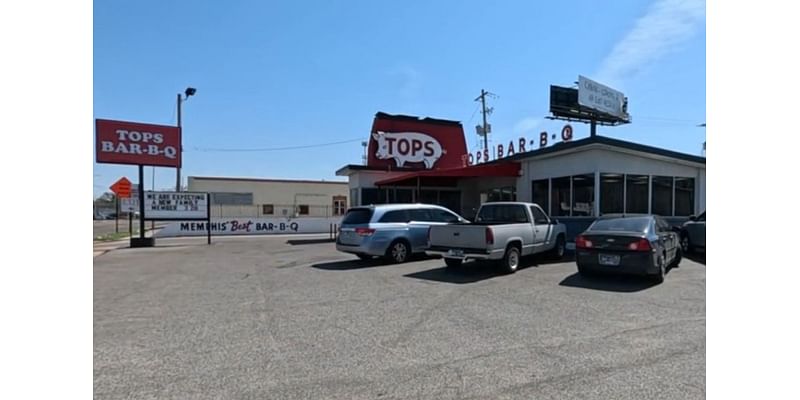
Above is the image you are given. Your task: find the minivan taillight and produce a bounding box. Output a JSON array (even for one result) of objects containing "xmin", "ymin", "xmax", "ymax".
[
  {"xmin": 628, "ymin": 238, "xmax": 652, "ymax": 252},
  {"xmin": 485, "ymin": 227, "xmax": 494, "ymax": 245},
  {"xmin": 575, "ymin": 235, "xmax": 593, "ymax": 249},
  {"xmin": 355, "ymin": 227, "xmax": 375, "ymax": 237}
]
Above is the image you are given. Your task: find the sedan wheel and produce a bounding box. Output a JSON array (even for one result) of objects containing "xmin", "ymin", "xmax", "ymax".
[
  {"xmin": 680, "ymin": 233, "xmax": 693, "ymax": 254},
  {"xmin": 653, "ymin": 255, "xmax": 666, "ymax": 284}
]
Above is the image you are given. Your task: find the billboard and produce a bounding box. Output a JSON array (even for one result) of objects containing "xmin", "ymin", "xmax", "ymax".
[
  {"xmin": 367, "ymin": 112, "xmax": 468, "ymax": 170},
  {"xmin": 154, "ymin": 217, "xmax": 343, "ymax": 237},
  {"xmin": 549, "ymin": 85, "xmax": 629, "ymax": 124},
  {"xmin": 578, "ymin": 76, "xmax": 627, "ymax": 120},
  {"xmin": 144, "ymin": 191, "xmax": 208, "ymax": 220},
  {"xmin": 96, "ymin": 119, "xmax": 182, "ymax": 167}
]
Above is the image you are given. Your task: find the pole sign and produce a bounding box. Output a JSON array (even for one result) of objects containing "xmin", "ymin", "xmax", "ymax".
[
  {"xmin": 120, "ymin": 197, "xmax": 138, "ymax": 213},
  {"xmin": 144, "ymin": 191, "xmax": 208, "ymax": 220},
  {"xmin": 95, "ymin": 119, "xmax": 182, "ymax": 167},
  {"xmin": 109, "ymin": 177, "xmax": 132, "ymax": 198}
]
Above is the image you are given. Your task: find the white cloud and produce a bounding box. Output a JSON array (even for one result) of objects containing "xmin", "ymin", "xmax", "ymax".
[
  {"xmin": 595, "ymin": 0, "xmax": 705, "ymax": 86},
  {"xmin": 513, "ymin": 117, "xmax": 541, "ymax": 134}
]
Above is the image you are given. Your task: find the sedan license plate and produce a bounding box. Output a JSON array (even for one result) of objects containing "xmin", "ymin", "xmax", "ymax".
[
  {"xmin": 598, "ymin": 254, "xmax": 620, "ymax": 266},
  {"xmin": 448, "ymin": 249, "xmax": 464, "ymax": 257}
]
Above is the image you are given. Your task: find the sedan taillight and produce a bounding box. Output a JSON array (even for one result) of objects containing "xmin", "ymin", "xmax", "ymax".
[
  {"xmin": 628, "ymin": 238, "xmax": 652, "ymax": 251},
  {"xmin": 575, "ymin": 235, "xmax": 593, "ymax": 249}
]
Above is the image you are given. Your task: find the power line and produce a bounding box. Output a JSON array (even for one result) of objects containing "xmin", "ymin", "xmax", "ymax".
[{"xmin": 188, "ymin": 138, "xmax": 364, "ymax": 152}]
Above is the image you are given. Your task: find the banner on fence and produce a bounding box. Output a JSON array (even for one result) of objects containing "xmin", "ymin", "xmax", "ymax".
[{"xmin": 154, "ymin": 217, "xmax": 342, "ymax": 237}]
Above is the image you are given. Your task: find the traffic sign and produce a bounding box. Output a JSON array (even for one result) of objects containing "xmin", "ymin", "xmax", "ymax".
[{"xmin": 110, "ymin": 177, "xmax": 132, "ymax": 198}]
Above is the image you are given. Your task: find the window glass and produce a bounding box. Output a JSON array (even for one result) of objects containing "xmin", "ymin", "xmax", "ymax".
[
  {"xmin": 395, "ymin": 189, "xmax": 413, "ymax": 203},
  {"xmin": 674, "ymin": 177, "xmax": 695, "ymax": 216},
  {"xmin": 430, "ymin": 209, "xmax": 460, "ymax": 223},
  {"xmin": 262, "ymin": 204, "xmax": 274, "ymax": 215},
  {"xmin": 342, "ymin": 208, "xmax": 373, "ymax": 224},
  {"xmin": 531, "ymin": 179, "xmax": 549, "ymax": 214},
  {"xmin": 378, "ymin": 210, "xmax": 409, "ymax": 223},
  {"xmin": 572, "ymin": 174, "xmax": 595, "ymax": 216},
  {"xmin": 476, "ymin": 204, "xmax": 529, "ymax": 223},
  {"xmin": 419, "ymin": 190, "xmax": 438, "ymax": 204},
  {"xmin": 361, "ymin": 188, "xmax": 386, "ymax": 205},
  {"xmin": 439, "ymin": 191, "xmax": 461, "ymax": 214},
  {"xmin": 651, "ymin": 176, "xmax": 674, "ymax": 216},
  {"xmin": 297, "ymin": 205, "xmax": 309, "ymax": 215},
  {"xmin": 551, "ymin": 177, "xmax": 571, "ymax": 217},
  {"xmin": 408, "ymin": 208, "xmax": 432, "ymax": 222},
  {"xmin": 529, "ymin": 206, "xmax": 549, "ymax": 224},
  {"xmin": 589, "ymin": 217, "xmax": 651, "ymax": 233},
  {"xmin": 211, "ymin": 192, "xmax": 253, "ymax": 205},
  {"xmin": 625, "ymin": 175, "xmax": 649, "ymax": 214},
  {"xmin": 600, "ymin": 173, "xmax": 624, "ymax": 215}
]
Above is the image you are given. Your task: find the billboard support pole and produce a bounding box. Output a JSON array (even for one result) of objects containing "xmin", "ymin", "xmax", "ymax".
[
  {"xmin": 115, "ymin": 196, "xmax": 119, "ymax": 233},
  {"xmin": 590, "ymin": 119, "xmax": 597, "ymax": 137}
]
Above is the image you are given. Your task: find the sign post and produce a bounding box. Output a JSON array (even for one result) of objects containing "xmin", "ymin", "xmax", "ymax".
[
  {"xmin": 109, "ymin": 177, "xmax": 132, "ymax": 235},
  {"xmin": 207, "ymin": 193, "xmax": 211, "ymax": 245}
]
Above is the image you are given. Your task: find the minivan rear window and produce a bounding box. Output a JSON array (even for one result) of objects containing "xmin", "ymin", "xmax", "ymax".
[{"xmin": 341, "ymin": 208, "xmax": 373, "ymax": 225}]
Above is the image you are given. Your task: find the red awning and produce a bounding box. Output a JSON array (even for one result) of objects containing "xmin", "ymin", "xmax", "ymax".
[{"xmin": 374, "ymin": 162, "xmax": 520, "ymax": 186}]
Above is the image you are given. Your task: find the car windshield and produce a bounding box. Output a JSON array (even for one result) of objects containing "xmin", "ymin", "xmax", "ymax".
[{"xmin": 589, "ymin": 217, "xmax": 651, "ymax": 233}]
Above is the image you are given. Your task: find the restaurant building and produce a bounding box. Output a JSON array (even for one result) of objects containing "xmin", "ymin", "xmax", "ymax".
[{"xmin": 336, "ymin": 112, "xmax": 705, "ymax": 239}]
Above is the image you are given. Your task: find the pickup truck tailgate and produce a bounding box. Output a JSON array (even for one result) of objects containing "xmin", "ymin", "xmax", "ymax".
[{"xmin": 429, "ymin": 224, "xmax": 488, "ymax": 250}]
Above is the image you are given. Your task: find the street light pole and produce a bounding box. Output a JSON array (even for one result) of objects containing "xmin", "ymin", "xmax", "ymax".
[{"xmin": 176, "ymin": 93, "xmax": 182, "ymax": 192}]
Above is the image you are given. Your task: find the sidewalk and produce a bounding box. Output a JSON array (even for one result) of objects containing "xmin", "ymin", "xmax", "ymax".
[{"xmin": 93, "ymin": 229, "xmax": 158, "ymax": 258}]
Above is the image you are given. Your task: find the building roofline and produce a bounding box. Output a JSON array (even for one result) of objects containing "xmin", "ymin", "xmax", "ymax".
[
  {"xmin": 375, "ymin": 112, "xmax": 463, "ymax": 127},
  {"xmin": 489, "ymin": 135, "xmax": 705, "ymax": 166},
  {"xmin": 189, "ymin": 176, "xmax": 348, "ymax": 185}
]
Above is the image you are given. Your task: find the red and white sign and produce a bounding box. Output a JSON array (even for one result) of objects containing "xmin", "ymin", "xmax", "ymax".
[
  {"xmin": 367, "ymin": 113, "xmax": 467, "ymax": 170},
  {"xmin": 95, "ymin": 119, "xmax": 181, "ymax": 167},
  {"xmin": 372, "ymin": 131, "xmax": 443, "ymax": 168}
]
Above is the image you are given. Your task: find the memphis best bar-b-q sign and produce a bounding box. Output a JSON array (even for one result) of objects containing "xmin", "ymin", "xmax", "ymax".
[{"xmin": 96, "ymin": 119, "xmax": 182, "ymax": 168}]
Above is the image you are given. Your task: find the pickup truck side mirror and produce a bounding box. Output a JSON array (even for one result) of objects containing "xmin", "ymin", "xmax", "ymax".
[{"xmin": 551, "ymin": 218, "xmax": 559, "ymax": 225}]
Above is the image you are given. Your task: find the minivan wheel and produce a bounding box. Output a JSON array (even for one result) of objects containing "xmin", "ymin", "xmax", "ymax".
[
  {"xmin": 501, "ymin": 246, "xmax": 521, "ymax": 274},
  {"xmin": 386, "ymin": 240, "xmax": 410, "ymax": 264}
]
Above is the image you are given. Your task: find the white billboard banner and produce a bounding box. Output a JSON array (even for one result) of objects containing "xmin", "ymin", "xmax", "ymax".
[
  {"xmin": 578, "ymin": 75, "xmax": 626, "ymax": 119},
  {"xmin": 144, "ymin": 191, "xmax": 208, "ymax": 219},
  {"xmin": 154, "ymin": 217, "xmax": 343, "ymax": 237}
]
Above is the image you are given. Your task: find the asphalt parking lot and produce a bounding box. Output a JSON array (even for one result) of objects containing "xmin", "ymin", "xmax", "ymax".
[{"xmin": 94, "ymin": 235, "xmax": 705, "ymax": 400}]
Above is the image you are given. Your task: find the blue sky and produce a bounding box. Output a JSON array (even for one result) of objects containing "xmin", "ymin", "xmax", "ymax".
[{"xmin": 93, "ymin": 0, "xmax": 705, "ymax": 197}]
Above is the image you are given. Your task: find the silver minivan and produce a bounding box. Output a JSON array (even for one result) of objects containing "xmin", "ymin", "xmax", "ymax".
[{"xmin": 336, "ymin": 204, "xmax": 467, "ymax": 263}]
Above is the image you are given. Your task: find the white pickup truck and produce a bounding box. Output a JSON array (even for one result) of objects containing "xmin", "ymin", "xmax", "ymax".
[{"xmin": 426, "ymin": 202, "xmax": 567, "ymax": 273}]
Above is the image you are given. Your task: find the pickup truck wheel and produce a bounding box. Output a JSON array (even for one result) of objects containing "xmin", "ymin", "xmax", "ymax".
[
  {"xmin": 444, "ymin": 258, "xmax": 462, "ymax": 269},
  {"xmin": 549, "ymin": 235, "xmax": 566, "ymax": 259},
  {"xmin": 501, "ymin": 246, "xmax": 521, "ymax": 274},
  {"xmin": 680, "ymin": 232, "xmax": 695, "ymax": 254}
]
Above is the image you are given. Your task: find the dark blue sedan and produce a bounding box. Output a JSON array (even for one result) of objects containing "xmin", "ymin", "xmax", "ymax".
[{"xmin": 575, "ymin": 214, "xmax": 682, "ymax": 283}]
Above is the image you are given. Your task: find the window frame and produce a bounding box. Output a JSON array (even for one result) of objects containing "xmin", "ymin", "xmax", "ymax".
[{"xmin": 262, "ymin": 204, "xmax": 274, "ymax": 215}]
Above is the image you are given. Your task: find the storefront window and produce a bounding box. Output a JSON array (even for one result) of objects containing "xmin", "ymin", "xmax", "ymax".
[
  {"xmin": 600, "ymin": 173, "xmax": 624, "ymax": 215},
  {"xmin": 486, "ymin": 186, "xmax": 516, "ymax": 202},
  {"xmin": 420, "ymin": 190, "xmax": 438, "ymax": 204},
  {"xmin": 551, "ymin": 177, "xmax": 571, "ymax": 217},
  {"xmin": 531, "ymin": 179, "xmax": 549, "ymax": 214},
  {"xmin": 439, "ymin": 191, "xmax": 461, "ymax": 214},
  {"xmin": 394, "ymin": 189, "xmax": 413, "ymax": 203},
  {"xmin": 626, "ymin": 175, "xmax": 649, "ymax": 214},
  {"xmin": 674, "ymin": 177, "xmax": 695, "ymax": 216},
  {"xmin": 651, "ymin": 176, "xmax": 674, "ymax": 216},
  {"xmin": 571, "ymin": 174, "xmax": 595, "ymax": 216},
  {"xmin": 361, "ymin": 188, "xmax": 386, "ymax": 205}
]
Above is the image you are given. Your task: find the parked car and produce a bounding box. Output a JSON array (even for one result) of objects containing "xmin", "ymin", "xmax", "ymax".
[
  {"xmin": 680, "ymin": 211, "xmax": 705, "ymax": 253},
  {"xmin": 426, "ymin": 202, "xmax": 567, "ymax": 273},
  {"xmin": 575, "ymin": 214, "xmax": 681, "ymax": 283},
  {"xmin": 336, "ymin": 204, "xmax": 468, "ymax": 263}
]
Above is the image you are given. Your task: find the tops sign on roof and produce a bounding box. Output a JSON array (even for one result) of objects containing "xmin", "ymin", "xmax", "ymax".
[{"xmin": 367, "ymin": 113, "xmax": 467, "ymax": 170}]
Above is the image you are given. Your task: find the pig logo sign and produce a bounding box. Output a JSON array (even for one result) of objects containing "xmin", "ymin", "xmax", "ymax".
[{"xmin": 372, "ymin": 131, "xmax": 444, "ymax": 169}]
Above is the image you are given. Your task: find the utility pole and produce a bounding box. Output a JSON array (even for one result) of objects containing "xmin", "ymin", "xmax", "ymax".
[
  {"xmin": 176, "ymin": 93, "xmax": 182, "ymax": 192},
  {"xmin": 475, "ymin": 89, "xmax": 495, "ymax": 161}
]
